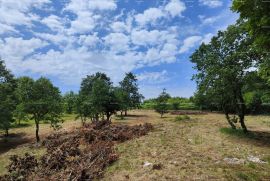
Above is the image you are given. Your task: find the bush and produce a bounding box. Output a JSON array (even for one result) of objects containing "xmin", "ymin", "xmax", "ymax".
[{"xmin": 174, "ymin": 115, "xmax": 190, "ymax": 121}]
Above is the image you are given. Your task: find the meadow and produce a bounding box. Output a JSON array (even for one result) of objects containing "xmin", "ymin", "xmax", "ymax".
[{"xmin": 1, "ymin": 110, "xmax": 270, "ymax": 180}]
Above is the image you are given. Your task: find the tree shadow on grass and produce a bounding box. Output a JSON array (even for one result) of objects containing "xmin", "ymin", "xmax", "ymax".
[
  {"xmin": 10, "ymin": 123, "xmax": 32, "ymax": 129},
  {"xmin": 0, "ymin": 133, "xmax": 31, "ymax": 154},
  {"xmin": 220, "ymin": 127, "xmax": 270, "ymax": 146},
  {"xmin": 124, "ymin": 114, "xmax": 148, "ymax": 118}
]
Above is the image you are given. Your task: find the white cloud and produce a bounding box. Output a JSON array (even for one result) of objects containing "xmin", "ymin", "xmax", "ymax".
[
  {"xmin": 88, "ymin": 0, "xmax": 117, "ymax": 11},
  {"xmin": 179, "ymin": 36, "xmax": 202, "ymax": 54},
  {"xmin": 201, "ymin": 33, "xmax": 214, "ymax": 44},
  {"xmin": 199, "ymin": 15, "xmax": 219, "ymax": 25},
  {"xmin": 110, "ymin": 21, "xmax": 128, "ymax": 33},
  {"xmin": 0, "ymin": 37, "xmax": 48, "ymax": 71},
  {"xmin": 199, "ymin": 0, "xmax": 223, "ymax": 8},
  {"xmin": 103, "ymin": 33, "xmax": 130, "ymax": 52},
  {"xmin": 0, "ymin": 0, "xmax": 50, "ymax": 27},
  {"xmin": 131, "ymin": 29, "xmax": 178, "ymax": 47},
  {"xmin": 137, "ymin": 70, "xmax": 169, "ymax": 83},
  {"xmin": 41, "ymin": 15, "xmax": 64, "ymax": 32},
  {"xmin": 79, "ymin": 34, "xmax": 100, "ymax": 47},
  {"xmin": 165, "ymin": 0, "xmax": 186, "ymax": 17},
  {"xmin": 68, "ymin": 11, "xmax": 97, "ymax": 34},
  {"xmin": 135, "ymin": 8, "xmax": 165, "ymax": 25}
]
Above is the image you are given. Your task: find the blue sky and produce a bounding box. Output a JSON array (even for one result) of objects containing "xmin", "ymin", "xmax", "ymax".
[{"xmin": 0, "ymin": 0, "xmax": 238, "ymax": 98}]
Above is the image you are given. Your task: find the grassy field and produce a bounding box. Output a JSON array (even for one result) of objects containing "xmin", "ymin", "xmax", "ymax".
[{"xmin": 1, "ymin": 110, "xmax": 270, "ymax": 180}]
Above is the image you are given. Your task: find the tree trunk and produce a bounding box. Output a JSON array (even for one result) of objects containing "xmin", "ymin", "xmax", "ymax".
[
  {"xmin": 239, "ymin": 114, "xmax": 247, "ymax": 133},
  {"xmin": 225, "ymin": 113, "xmax": 236, "ymax": 129},
  {"xmin": 106, "ymin": 112, "xmax": 111, "ymax": 121},
  {"xmin": 125, "ymin": 110, "xmax": 127, "ymax": 116},
  {"xmin": 35, "ymin": 119, "xmax": 40, "ymax": 142},
  {"xmin": 238, "ymin": 91, "xmax": 248, "ymax": 133},
  {"xmin": 5, "ymin": 129, "xmax": 9, "ymax": 137}
]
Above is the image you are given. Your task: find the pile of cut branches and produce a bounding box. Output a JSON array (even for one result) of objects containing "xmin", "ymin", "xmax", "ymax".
[{"xmin": 1, "ymin": 120, "xmax": 153, "ymax": 180}]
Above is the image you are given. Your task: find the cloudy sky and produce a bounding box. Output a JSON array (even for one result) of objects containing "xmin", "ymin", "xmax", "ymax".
[{"xmin": 0, "ymin": 0, "xmax": 238, "ymax": 98}]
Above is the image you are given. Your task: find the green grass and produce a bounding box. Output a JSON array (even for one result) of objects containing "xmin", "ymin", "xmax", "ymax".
[
  {"xmin": 219, "ymin": 127, "xmax": 255, "ymax": 138},
  {"xmin": 174, "ymin": 115, "xmax": 191, "ymax": 122}
]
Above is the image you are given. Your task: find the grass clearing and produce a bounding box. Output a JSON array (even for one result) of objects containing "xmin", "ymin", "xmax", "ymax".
[{"xmin": 1, "ymin": 110, "xmax": 270, "ymax": 180}]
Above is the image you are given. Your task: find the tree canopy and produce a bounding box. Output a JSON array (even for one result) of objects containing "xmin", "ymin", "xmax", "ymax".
[
  {"xmin": 190, "ymin": 23, "xmax": 263, "ymax": 132},
  {"xmin": 18, "ymin": 77, "xmax": 63, "ymax": 142},
  {"xmin": 0, "ymin": 60, "xmax": 16, "ymax": 136}
]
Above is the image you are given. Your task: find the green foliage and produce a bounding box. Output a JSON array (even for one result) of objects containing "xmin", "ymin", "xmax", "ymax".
[
  {"xmin": 141, "ymin": 97, "xmax": 197, "ymax": 110},
  {"xmin": 154, "ymin": 89, "xmax": 170, "ymax": 117},
  {"xmin": 190, "ymin": 22, "xmax": 263, "ymax": 132},
  {"xmin": 62, "ymin": 91, "xmax": 77, "ymax": 114},
  {"xmin": 174, "ymin": 115, "xmax": 190, "ymax": 121},
  {"xmin": 232, "ymin": 0, "xmax": 270, "ymax": 50},
  {"xmin": 18, "ymin": 77, "xmax": 63, "ymax": 142},
  {"xmin": 78, "ymin": 72, "xmax": 121, "ymax": 123},
  {"xmin": 0, "ymin": 60, "xmax": 16, "ymax": 136},
  {"xmin": 244, "ymin": 92, "xmax": 262, "ymax": 114},
  {"xmin": 119, "ymin": 72, "xmax": 143, "ymax": 114}
]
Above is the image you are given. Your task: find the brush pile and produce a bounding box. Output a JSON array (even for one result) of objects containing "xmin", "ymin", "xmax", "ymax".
[
  {"xmin": 171, "ymin": 110, "xmax": 207, "ymax": 115},
  {"xmin": 1, "ymin": 120, "xmax": 153, "ymax": 181}
]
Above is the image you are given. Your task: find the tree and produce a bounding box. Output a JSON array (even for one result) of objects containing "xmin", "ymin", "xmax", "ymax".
[
  {"xmin": 114, "ymin": 87, "xmax": 129, "ymax": 117},
  {"xmin": 63, "ymin": 91, "xmax": 77, "ymax": 114},
  {"xmin": 14, "ymin": 77, "xmax": 33, "ymax": 125},
  {"xmin": 19, "ymin": 77, "xmax": 63, "ymax": 142},
  {"xmin": 119, "ymin": 72, "xmax": 143, "ymax": 115},
  {"xmin": 0, "ymin": 60, "xmax": 16, "ymax": 136},
  {"xmin": 154, "ymin": 89, "xmax": 170, "ymax": 118},
  {"xmin": 78, "ymin": 72, "xmax": 120, "ymax": 122},
  {"xmin": 232, "ymin": 0, "xmax": 270, "ymax": 50},
  {"xmin": 190, "ymin": 23, "xmax": 262, "ymax": 133}
]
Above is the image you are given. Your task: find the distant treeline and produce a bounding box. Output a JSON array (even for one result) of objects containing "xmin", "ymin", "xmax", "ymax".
[{"xmin": 141, "ymin": 97, "xmax": 198, "ymax": 110}]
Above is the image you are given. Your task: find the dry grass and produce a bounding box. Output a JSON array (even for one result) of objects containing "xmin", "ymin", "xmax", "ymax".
[
  {"xmin": 1, "ymin": 110, "xmax": 270, "ymax": 180},
  {"xmin": 102, "ymin": 110, "xmax": 270, "ymax": 181}
]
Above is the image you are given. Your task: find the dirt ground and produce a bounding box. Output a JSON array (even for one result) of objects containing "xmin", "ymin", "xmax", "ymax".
[{"xmin": 1, "ymin": 110, "xmax": 270, "ymax": 180}]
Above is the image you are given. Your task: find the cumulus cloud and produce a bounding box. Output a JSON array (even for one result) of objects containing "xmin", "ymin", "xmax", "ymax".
[
  {"xmin": 179, "ymin": 36, "xmax": 202, "ymax": 54},
  {"xmin": 137, "ymin": 70, "xmax": 169, "ymax": 83},
  {"xmin": 0, "ymin": 0, "xmax": 237, "ymax": 96},
  {"xmin": 135, "ymin": 8, "xmax": 165, "ymax": 25},
  {"xmin": 0, "ymin": 0, "xmax": 50, "ymax": 27},
  {"xmin": 165, "ymin": 0, "xmax": 186, "ymax": 17},
  {"xmin": 199, "ymin": 0, "xmax": 223, "ymax": 8}
]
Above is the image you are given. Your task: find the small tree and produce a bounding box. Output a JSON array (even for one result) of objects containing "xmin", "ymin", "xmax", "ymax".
[
  {"xmin": 154, "ymin": 89, "xmax": 170, "ymax": 118},
  {"xmin": 0, "ymin": 60, "xmax": 16, "ymax": 136},
  {"xmin": 63, "ymin": 91, "xmax": 77, "ymax": 114},
  {"xmin": 120, "ymin": 72, "xmax": 143, "ymax": 116},
  {"xmin": 19, "ymin": 77, "xmax": 63, "ymax": 142}
]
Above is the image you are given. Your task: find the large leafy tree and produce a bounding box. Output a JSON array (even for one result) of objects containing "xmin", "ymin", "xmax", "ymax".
[
  {"xmin": 191, "ymin": 23, "xmax": 262, "ymax": 133},
  {"xmin": 232, "ymin": 1, "xmax": 270, "ymax": 85},
  {"xmin": 19, "ymin": 77, "xmax": 63, "ymax": 142},
  {"xmin": 154, "ymin": 89, "xmax": 170, "ymax": 118},
  {"xmin": 120, "ymin": 72, "xmax": 143, "ymax": 115},
  {"xmin": 232, "ymin": 0, "xmax": 270, "ymax": 50},
  {"xmin": 78, "ymin": 72, "xmax": 120, "ymax": 122},
  {"xmin": 0, "ymin": 60, "xmax": 16, "ymax": 136}
]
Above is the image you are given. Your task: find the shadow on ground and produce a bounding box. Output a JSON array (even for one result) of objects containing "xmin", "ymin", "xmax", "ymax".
[
  {"xmin": 220, "ymin": 127, "xmax": 270, "ymax": 146},
  {"xmin": 0, "ymin": 133, "xmax": 31, "ymax": 154}
]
